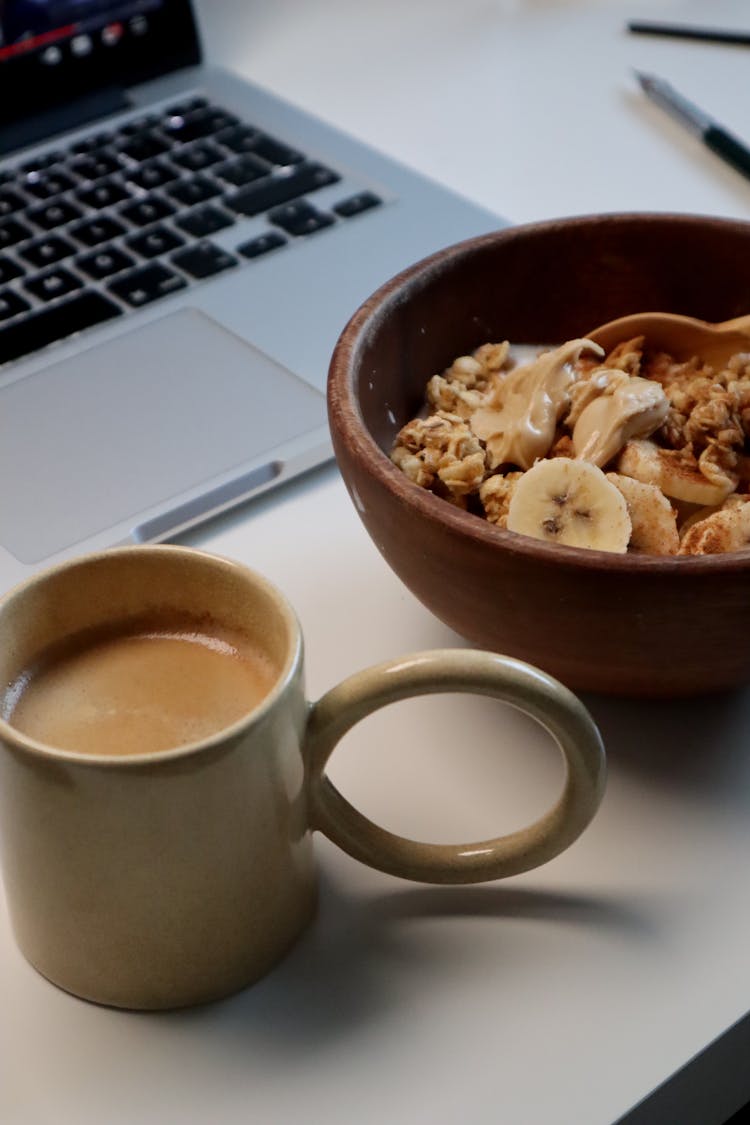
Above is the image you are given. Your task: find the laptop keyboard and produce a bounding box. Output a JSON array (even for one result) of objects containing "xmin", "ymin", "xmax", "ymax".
[{"xmin": 0, "ymin": 97, "xmax": 383, "ymax": 366}]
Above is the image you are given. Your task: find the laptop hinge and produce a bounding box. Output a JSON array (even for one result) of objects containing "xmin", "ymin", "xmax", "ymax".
[{"xmin": 0, "ymin": 87, "xmax": 133, "ymax": 156}]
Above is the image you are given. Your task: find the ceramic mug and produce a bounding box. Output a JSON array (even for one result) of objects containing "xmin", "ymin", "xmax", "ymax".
[{"xmin": 0, "ymin": 545, "xmax": 606, "ymax": 1009}]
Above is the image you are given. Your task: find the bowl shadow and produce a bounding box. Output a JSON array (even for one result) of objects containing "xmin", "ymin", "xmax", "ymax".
[{"xmin": 583, "ymin": 685, "xmax": 750, "ymax": 811}]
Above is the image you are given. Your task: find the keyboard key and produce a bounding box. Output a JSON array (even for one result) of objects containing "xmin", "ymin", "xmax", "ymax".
[
  {"xmin": 166, "ymin": 174, "xmax": 222, "ymax": 206},
  {"xmin": 70, "ymin": 137, "xmax": 97, "ymax": 155},
  {"xmin": 20, "ymin": 236, "xmax": 76, "ymax": 268},
  {"xmin": 0, "ymin": 255, "xmax": 24, "ymax": 283},
  {"xmin": 77, "ymin": 178, "xmax": 133, "ymax": 209},
  {"xmin": 0, "ymin": 291, "xmax": 121, "ymax": 365},
  {"xmin": 126, "ymin": 224, "xmax": 185, "ymax": 259},
  {"xmin": 251, "ymin": 135, "xmax": 304, "ymax": 167},
  {"xmin": 225, "ymin": 163, "xmax": 340, "ymax": 217},
  {"xmin": 120, "ymin": 194, "xmax": 176, "ymax": 227},
  {"xmin": 25, "ymin": 267, "xmax": 83, "ymax": 302},
  {"xmin": 236, "ymin": 231, "xmax": 287, "ymax": 259},
  {"xmin": 23, "ymin": 169, "xmax": 77, "ymax": 199},
  {"xmin": 70, "ymin": 151, "xmax": 123, "ymax": 180},
  {"xmin": 118, "ymin": 132, "xmax": 171, "ymax": 162},
  {"xmin": 71, "ymin": 132, "xmax": 113, "ymax": 154},
  {"xmin": 127, "ymin": 158, "xmax": 179, "ymax": 191},
  {"xmin": 0, "ymin": 288, "xmax": 30, "ymax": 321},
  {"xmin": 163, "ymin": 107, "xmax": 237, "ymax": 144},
  {"xmin": 171, "ymin": 141, "xmax": 224, "ymax": 173},
  {"xmin": 21, "ymin": 151, "xmax": 62, "ymax": 174},
  {"xmin": 109, "ymin": 263, "xmax": 187, "ymax": 307},
  {"xmin": 333, "ymin": 191, "xmax": 382, "ymax": 218},
  {"xmin": 71, "ymin": 214, "xmax": 128, "ymax": 247},
  {"xmin": 0, "ymin": 218, "xmax": 32, "ymax": 250},
  {"xmin": 77, "ymin": 246, "xmax": 136, "ymax": 280},
  {"xmin": 0, "ymin": 189, "xmax": 26, "ymax": 218},
  {"xmin": 119, "ymin": 115, "xmax": 160, "ymax": 136},
  {"xmin": 90, "ymin": 132, "xmax": 115, "ymax": 148},
  {"xmin": 175, "ymin": 204, "xmax": 235, "ymax": 238},
  {"xmin": 164, "ymin": 99, "xmax": 206, "ymax": 117},
  {"xmin": 185, "ymin": 97, "xmax": 210, "ymax": 112},
  {"xmin": 217, "ymin": 125, "xmax": 263, "ymax": 154},
  {"xmin": 27, "ymin": 199, "xmax": 84, "ymax": 230},
  {"xmin": 214, "ymin": 154, "xmax": 268, "ymax": 187},
  {"xmin": 171, "ymin": 241, "xmax": 237, "ymax": 279},
  {"xmin": 268, "ymin": 200, "xmax": 335, "ymax": 237}
]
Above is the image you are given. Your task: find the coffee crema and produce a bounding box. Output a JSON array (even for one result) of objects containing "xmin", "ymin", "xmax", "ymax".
[{"xmin": 3, "ymin": 621, "xmax": 278, "ymax": 757}]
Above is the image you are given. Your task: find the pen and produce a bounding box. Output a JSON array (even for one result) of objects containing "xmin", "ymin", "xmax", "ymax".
[
  {"xmin": 635, "ymin": 71, "xmax": 750, "ymax": 182},
  {"xmin": 628, "ymin": 21, "xmax": 750, "ymax": 47}
]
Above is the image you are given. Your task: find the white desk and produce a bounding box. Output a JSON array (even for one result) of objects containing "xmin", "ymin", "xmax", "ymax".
[{"xmin": 4, "ymin": 2, "xmax": 750, "ymax": 1123}]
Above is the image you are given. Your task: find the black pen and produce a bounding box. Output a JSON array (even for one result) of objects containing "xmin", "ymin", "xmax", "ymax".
[
  {"xmin": 635, "ymin": 71, "xmax": 750, "ymax": 182},
  {"xmin": 628, "ymin": 21, "xmax": 750, "ymax": 48}
]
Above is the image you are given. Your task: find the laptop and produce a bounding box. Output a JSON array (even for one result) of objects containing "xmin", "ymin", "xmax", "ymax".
[{"xmin": 0, "ymin": 0, "xmax": 503, "ymax": 591}]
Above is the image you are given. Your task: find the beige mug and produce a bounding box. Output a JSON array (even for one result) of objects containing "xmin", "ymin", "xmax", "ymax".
[{"xmin": 0, "ymin": 545, "xmax": 606, "ymax": 1009}]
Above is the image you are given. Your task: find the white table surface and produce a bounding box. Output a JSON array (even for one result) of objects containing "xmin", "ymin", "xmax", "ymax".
[{"xmin": 4, "ymin": 2, "xmax": 750, "ymax": 1123}]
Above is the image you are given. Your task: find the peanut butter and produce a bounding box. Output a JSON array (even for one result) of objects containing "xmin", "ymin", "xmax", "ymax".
[
  {"xmin": 572, "ymin": 375, "xmax": 669, "ymax": 466},
  {"xmin": 471, "ymin": 339, "xmax": 603, "ymax": 470}
]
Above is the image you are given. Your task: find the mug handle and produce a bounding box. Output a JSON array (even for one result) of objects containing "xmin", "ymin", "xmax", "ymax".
[{"xmin": 305, "ymin": 649, "xmax": 606, "ymax": 884}]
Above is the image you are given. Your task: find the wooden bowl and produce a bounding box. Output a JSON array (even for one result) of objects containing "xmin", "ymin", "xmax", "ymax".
[{"xmin": 327, "ymin": 213, "xmax": 750, "ymax": 696}]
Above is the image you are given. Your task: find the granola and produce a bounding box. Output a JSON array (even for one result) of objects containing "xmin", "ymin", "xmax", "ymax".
[
  {"xmin": 390, "ymin": 333, "xmax": 750, "ymax": 555},
  {"xmin": 390, "ymin": 410, "xmax": 486, "ymax": 507}
]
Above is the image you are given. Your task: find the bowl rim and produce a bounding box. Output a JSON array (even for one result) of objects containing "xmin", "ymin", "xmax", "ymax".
[{"xmin": 327, "ymin": 211, "xmax": 750, "ymax": 575}]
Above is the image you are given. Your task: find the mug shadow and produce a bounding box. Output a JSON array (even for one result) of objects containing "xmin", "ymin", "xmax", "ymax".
[{"xmin": 161, "ymin": 867, "xmax": 656, "ymax": 1052}]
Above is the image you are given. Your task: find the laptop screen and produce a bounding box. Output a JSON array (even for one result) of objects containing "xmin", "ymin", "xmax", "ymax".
[{"xmin": 0, "ymin": 1, "xmax": 200, "ymax": 127}]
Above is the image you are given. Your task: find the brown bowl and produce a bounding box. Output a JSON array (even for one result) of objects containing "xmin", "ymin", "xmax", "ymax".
[{"xmin": 327, "ymin": 213, "xmax": 750, "ymax": 697}]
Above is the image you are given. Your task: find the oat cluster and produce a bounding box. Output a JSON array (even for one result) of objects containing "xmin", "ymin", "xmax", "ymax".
[{"xmin": 390, "ymin": 335, "xmax": 750, "ymax": 555}]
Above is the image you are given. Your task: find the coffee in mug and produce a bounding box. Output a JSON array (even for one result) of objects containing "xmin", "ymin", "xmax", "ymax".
[
  {"xmin": 0, "ymin": 545, "xmax": 606, "ymax": 1009},
  {"xmin": 4, "ymin": 618, "xmax": 277, "ymax": 756}
]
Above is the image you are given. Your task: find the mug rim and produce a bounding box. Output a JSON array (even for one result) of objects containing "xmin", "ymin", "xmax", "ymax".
[{"xmin": 0, "ymin": 544, "xmax": 303, "ymax": 768}]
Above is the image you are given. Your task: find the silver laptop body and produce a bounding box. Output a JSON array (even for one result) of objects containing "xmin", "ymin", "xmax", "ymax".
[{"xmin": 0, "ymin": 0, "xmax": 503, "ymax": 590}]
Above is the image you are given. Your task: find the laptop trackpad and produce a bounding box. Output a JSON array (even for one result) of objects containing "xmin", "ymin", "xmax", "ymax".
[{"xmin": 0, "ymin": 309, "xmax": 327, "ymax": 563}]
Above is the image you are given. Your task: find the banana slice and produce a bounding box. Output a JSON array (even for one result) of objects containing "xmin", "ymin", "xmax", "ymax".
[
  {"xmin": 617, "ymin": 439, "xmax": 737, "ymax": 506},
  {"xmin": 507, "ymin": 457, "xmax": 632, "ymax": 552},
  {"xmin": 679, "ymin": 501, "xmax": 750, "ymax": 554},
  {"xmin": 679, "ymin": 495, "xmax": 750, "ymax": 537},
  {"xmin": 606, "ymin": 472, "xmax": 679, "ymax": 555}
]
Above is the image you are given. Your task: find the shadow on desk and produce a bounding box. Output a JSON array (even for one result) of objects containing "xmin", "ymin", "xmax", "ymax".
[
  {"xmin": 159, "ymin": 871, "xmax": 655, "ymax": 1049},
  {"xmin": 584, "ymin": 688, "xmax": 750, "ymax": 1125},
  {"xmin": 139, "ymin": 688, "xmax": 750, "ymax": 1125},
  {"xmin": 585, "ymin": 687, "xmax": 750, "ymax": 813}
]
